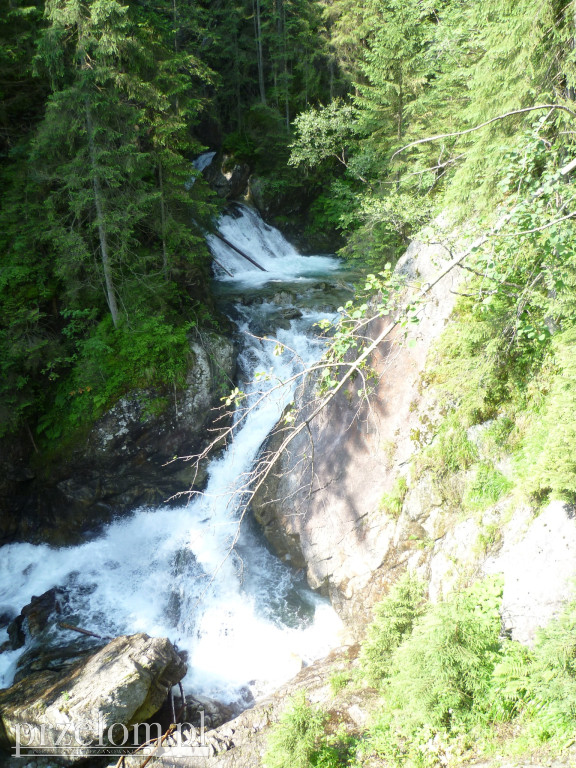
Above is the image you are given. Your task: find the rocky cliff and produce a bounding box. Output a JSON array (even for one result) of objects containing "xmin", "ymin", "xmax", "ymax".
[
  {"xmin": 251, "ymin": 232, "xmax": 576, "ymax": 646},
  {"xmin": 0, "ymin": 332, "xmax": 236, "ymax": 546},
  {"xmin": 251, "ymin": 236, "xmax": 460, "ymax": 626}
]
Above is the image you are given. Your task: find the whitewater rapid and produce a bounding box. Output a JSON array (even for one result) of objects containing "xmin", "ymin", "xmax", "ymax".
[{"xmin": 0, "ymin": 204, "xmax": 345, "ymax": 705}]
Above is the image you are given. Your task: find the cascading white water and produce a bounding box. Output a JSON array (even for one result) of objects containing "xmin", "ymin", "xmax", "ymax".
[{"xmin": 0, "ymin": 204, "xmax": 345, "ymax": 706}]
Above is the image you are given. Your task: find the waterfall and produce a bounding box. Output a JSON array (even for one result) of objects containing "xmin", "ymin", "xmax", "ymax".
[{"xmin": 0, "ymin": 205, "xmax": 346, "ymax": 706}]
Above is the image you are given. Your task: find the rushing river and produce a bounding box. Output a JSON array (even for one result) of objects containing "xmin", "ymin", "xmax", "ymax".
[{"xmin": 0, "ymin": 202, "xmax": 348, "ymax": 706}]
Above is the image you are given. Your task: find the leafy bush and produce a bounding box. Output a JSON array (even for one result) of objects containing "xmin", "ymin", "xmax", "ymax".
[
  {"xmin": 518, "ymin": 327, "xmax": 576, "ymax": 503},
  {"xmin": 379, "ymin": 475, "xmax": 408, "ymax": 518},
  {"xmin": 464, "ymin": 462, "xmax": 513, "ymax": 510},
  {"xmin": 428, "ymin": 417, "xmax": 478, "ymax": 476},
  {"xmin": 386, "ymin": 576, "xmax": 503, "ymax": 734},
  {"xmin": 490, "ymin": 598, "xmax": 576, "ymax": 744},
  {"xmin": 360, "ymin": 573, "xmax": 425, "ymax": 687},
  {"xmin": 37, "ymin": 313, "xmax": 193, "ymax": 442},
  {"xmin": 414, "ymin": 416, "xmax": 477, "ymax": 509},
  {"xmin": 264, "ymin": 692, "xmax": 330, "ymax": 768},
  {"xmin": 329, "ymin": 670, "xmax": 352, "ymax": 695},
  {"xmin": 525, "ymin": 599, "xmax": 576, "ymax": 741}
]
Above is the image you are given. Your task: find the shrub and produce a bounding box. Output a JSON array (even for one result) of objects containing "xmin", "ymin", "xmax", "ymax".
[
  {"xmin": 360, "ymin": 573, "xmax": 426, "ymax": 687},
  {"xmin": 464, "ymin": 462, "xmax": 513, "ymax": 510},
  {"xmin": 379, "ymin": 475, "xmax": 408, "ymax": 518},
  {"xmin": 37, "ymin": 313, "xmax": 193, "ymax": 442},
  {"xmin": 518, "ymin": 327, "xmax": 576, "ymax": 503},
  {"xmin": 526, "ymin": 598, "xmax": 576, "ymax": 740},
  {"xmin": 386, "ymin": 576, "xmax": 503, "ymax": 733},
  {"xmin": 264, "ymin": 692, "xmax": 329, "ymax": 768}
]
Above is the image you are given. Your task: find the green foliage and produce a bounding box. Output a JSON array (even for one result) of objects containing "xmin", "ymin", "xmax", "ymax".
[
  {"xmin": 478, "ymin": 417, "xmax": 516, "ymax": 460},
  {"xmin": 489, "ymin": 598, "xmax": 576, "ymax": 744},
  {"xmin": 329, "ymin": 670, "xmax": 352, "ymax": 696},
  {"xmin": 423, "ymin": 126, "xmax": 576, "ymax": 508},
  {"xmin": 415, "ymin": 416, "xmax": 477, "ymax": 510},
  {"xmin": 264, "ymin": 691, "xmax": 329, "ymax": 768},
  {"xmin": 289, "ymin": 100, "xmax": 362, "ymax": 173},
  {"xmin": 355, "ymin": 581, "xmax": 576, "ymax": 766},
  {"xmin": 0, "ymin": 0, "xmax": 221, "ymax": 444},
  {"xmin": 519, "ymin": 327, "xmax": 576, "ymax": 503},
  {"xmin": 340, "ymin": 192, "xmax": 434, "ymax": 266},
  {"xmin": 360, "ymin": 573, "xmax": 425, "ymax": 687},
  {"xmin": 35, "ymin": 314, "xmax": 192, "ymax": 442},
  {"xmin": 386, "ymin": 577, "xmax": 504, "ymax": 734},
  {"xmin": 378, "ymin": 476, "xmax": 408, "ymax": 519},
  {"xmin": 464, "ymin": 462, "xmax": 513, "ymax": 511},
  {"xmin": 526, "ymin": 598, "xmax": 576, "ymax": 741},
  {"xmin": 307, "ymin": 180, "xmax": 359, "ymax": 234},
  {"xmin": 429, "ymin": 417, "xmax": 477, "ymax": 475},
  {"xmin": 315, "ymin": 264, "xmax": 405, "ymax": 396},
  {"xmin": 487, "ymin": 639, "xmax": 533, "ymax": 723}
]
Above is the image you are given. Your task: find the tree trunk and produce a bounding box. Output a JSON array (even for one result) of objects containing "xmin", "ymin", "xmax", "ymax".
[
  {"xmin": 85, "ymin": 103, "xmax": 119, "ymax": 329},
  {"xmin": 158, "ymin": 161, "xmax": 169, "ymax": 279},
  {"xmin": 172, "ymin": 0, "xmax": 178, "ymax": 51},
  {"xmin": 396, "ymin": 69, "xmax": 404, "ymax": 192},
  {"xmin": 253, "ymin": 0, "xmax": 266, "ymax": 104},
  {"xmin": 397, "ymin": 69, "xmax": 404, "ymax": 140},
  {"xmin": 281, "ymin": 0, "xmax": 289, "ymax": 129}
]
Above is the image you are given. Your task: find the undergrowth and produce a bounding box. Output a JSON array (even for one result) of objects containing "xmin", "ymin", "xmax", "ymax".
[
  {"xmin": 265, "ymin": 575, "xmax": 576, "ymax": 768},
  {"xmin": 378, "ymin": 476, "xmax": 408, "ymax": 519},
  {"xmin": 36, "ymin": 313, "xmax": 194, "ymax": 446}
]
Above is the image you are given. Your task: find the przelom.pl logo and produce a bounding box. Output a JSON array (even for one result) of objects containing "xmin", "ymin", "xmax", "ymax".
[{"xmin": 12, "ymin": 712, "xmax": 209, "ymax": 758}]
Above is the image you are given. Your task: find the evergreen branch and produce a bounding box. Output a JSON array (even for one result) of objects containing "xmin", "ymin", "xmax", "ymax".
[
  {"xmin": 391, "ymin": 105, "xmax": 576, "ymax": 160},
  {"xmin": 380, "ymin": 154, "xmax": 466, "ymax": 184}
]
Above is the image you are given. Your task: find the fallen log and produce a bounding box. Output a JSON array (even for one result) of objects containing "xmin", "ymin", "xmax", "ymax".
[
  {"xmin": 211, "ymin": 231, "xmax": 267, "ymax": 272},
  {"xmin": 59, "ymin": 621, "xmax": 113, "ymax": 640}
]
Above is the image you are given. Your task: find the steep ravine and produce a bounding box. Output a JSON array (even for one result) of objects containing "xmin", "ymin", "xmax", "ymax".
[
  {"xmin": 2, "ymin": 203, "xmax": 576, "ymax": 768},
  {"xmin": 252, "ymin": 231, "xmax": 576, "ymax": 640},
  {"xmin": 171, "ymin": 227, "xmax": 576, "ymax": 767},
  {"xmin": 0, "ymin": 203, "xmax": 351, "ymax": 744}
]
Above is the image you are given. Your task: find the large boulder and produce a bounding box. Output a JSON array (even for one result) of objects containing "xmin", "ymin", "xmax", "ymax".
[
  {"xmin": 251, "ymin": 238, "xmax": 460, "ymax": 630},
  {"xmin": 0, "ymin": 634, "xmax": 186, "ymax": 762},
  {"xmin": 3, "ymin": 588, "xmax": 106, "ymax": 683},
  {"xmin": 202, "ymin": 154, "xmax": 251, "ymax": 199}
]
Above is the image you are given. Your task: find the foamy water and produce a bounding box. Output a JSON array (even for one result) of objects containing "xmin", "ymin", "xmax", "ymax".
[{"xmin": 0, "ymin": 204, "xmax": 344, "ymax": 704}]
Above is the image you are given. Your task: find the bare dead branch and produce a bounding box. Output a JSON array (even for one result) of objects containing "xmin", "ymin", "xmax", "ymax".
[{"xmin": 391, "ymin": 104, "xmax": 576, "ymax": 161}]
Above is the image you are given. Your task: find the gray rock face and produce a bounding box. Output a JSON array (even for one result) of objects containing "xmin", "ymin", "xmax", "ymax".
[
  {"xmin": 0, "ymin": 634, "xmax": 186, "ymax": 763},
  {"xmin": 202, "ymin": 154, "xmax": 251, "ymax": 199},
  {"xmin": 0, "ymin": 333, "xmax": 236, "ymax": 546},
  {"xmin": 484, "ymin": 501, "xmax": 576, "ymax": 645},
  {"xmin": 251, "ymin": 238, "xmax": 461, "ymax": 629}
]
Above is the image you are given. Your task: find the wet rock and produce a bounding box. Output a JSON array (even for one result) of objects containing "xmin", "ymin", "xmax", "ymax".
[
  {"xmin": 270, "ymin": 291, "xmax": 295, "ymax": 307},
  {"xmin": 184, "ymin": 695, "xmax": 236, "ymax": 731},
  {"xmin": 13, "ymin": 636, "xmax": 104, "ymax": 684},
  {"xmin": 2, "ymin": 588, "xmax": 108, "ymax": 683},
  {"xmin": 0, "ymin": 608, "xmax": 16, "ymax": 630},
  {"xmin": 202, "ymin": 154, "xmax": 251, "ymax": 199},
  {"xmin": 0, "ymin": 634, "xmax": 187, "ymax": 763},
  {"xmin": 0, "ymin": 333, "xmax": 236, "ymax": 547},
  {"xmin": 279, "ymin": 308, "xmax": 303, "ymax": 321},
  {"xmin": 6, "ymin": 589, "xmax": 64, "ymax": 651}
]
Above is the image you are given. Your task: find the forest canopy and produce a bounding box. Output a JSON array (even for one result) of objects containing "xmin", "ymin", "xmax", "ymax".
[{"xmin": 2, "ymin": 0, "xmax": 576, "ymax": 480}]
